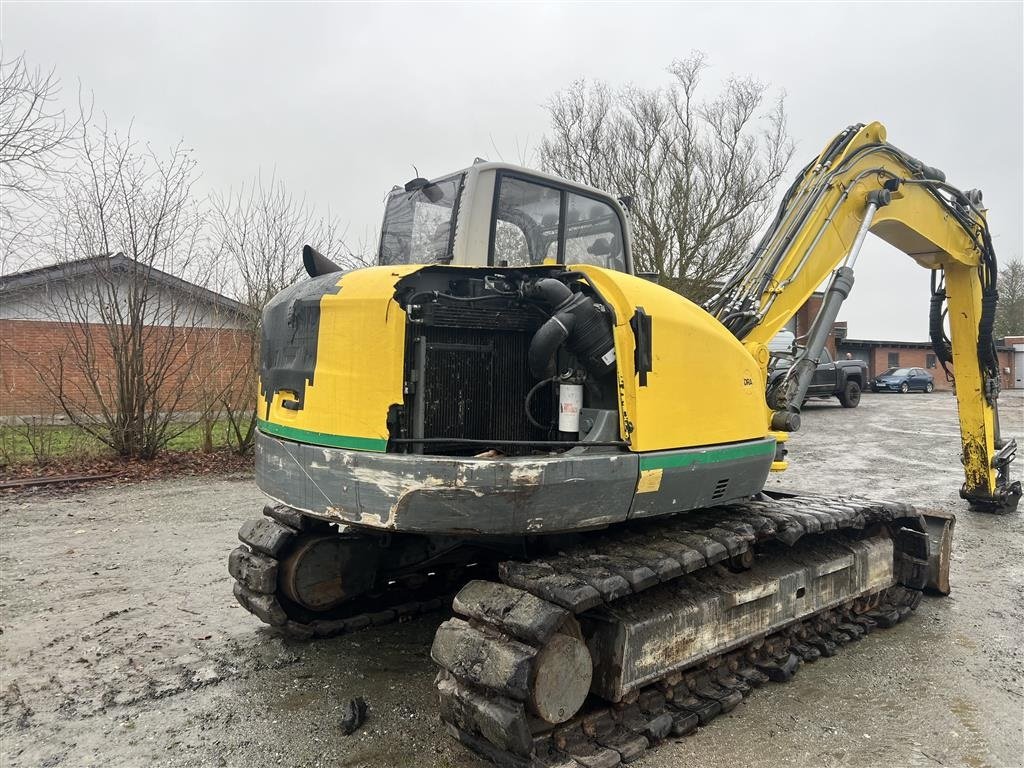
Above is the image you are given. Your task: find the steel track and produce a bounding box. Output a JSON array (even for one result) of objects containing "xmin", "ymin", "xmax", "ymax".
[
  {"xmin": 430, "ymin": 494, "xmax": 931, "ymax": 767},
  {"xmin": 229, "ymin": 504, "xmax": 482, "ymax": 639}
]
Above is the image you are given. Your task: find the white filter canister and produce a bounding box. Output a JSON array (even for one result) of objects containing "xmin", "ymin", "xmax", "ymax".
[{"xmin": 558, "ymin": 383, "xmax": 584, "ymax": 433}]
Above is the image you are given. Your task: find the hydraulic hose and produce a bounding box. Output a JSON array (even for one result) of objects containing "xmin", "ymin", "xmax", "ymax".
[{"xmin": 525, "ymin": 377, "xmax": 556, "ymax": 431}]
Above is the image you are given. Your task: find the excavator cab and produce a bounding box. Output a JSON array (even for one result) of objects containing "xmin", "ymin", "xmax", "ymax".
[{"xmin": 375, "ymin": 163, "xmax": 632, "ymax": 272}]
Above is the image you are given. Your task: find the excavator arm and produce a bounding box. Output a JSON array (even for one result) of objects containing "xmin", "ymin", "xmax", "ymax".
[{"xmin": 706, "ymin": 121, "xmax": 1020, "ymax": 513}]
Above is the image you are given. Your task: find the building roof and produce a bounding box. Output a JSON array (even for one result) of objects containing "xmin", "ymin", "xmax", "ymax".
[
  {"xmin": 0, "ymin": 253, "xmax": 251, "ymax": 317},
  {"xmin": 840, "ymin": 338, "xmax": 935, "ymax": 349},
  {"xmin": 841, "ymin": 337, "xmax": 1012, "ymax": 352}
]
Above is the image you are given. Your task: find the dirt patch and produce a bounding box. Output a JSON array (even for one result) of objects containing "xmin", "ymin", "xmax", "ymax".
[{"xmin": 1, "ymin": 391, "xmax": 1021, "ymax": 767}]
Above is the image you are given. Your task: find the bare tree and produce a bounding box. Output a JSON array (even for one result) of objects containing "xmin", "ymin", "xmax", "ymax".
[
  {"xmin": 211, "ymin": 173, "xmax": 364, "ymax": 309},
  {"xmin": 540, "ymin": 53, "xmax": 793, "ymax": 303},
  {"xmin": 0, "ymin": 50, "xmax": 77, "ymax": 271},
  {"xmin": 994, "ymin": 258, "xmax": 1024, "ymax": 339},
  {"xmin": 19, "ymin": 117, "xmax": 234, "ymax": 459},
  {"xmin": 208, "ymin": 173, "xmax": 365, "ymax": 453}
]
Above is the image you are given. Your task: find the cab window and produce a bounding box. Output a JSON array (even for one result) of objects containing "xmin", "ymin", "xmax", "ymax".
[
  {"xmin": 491, "ymin": 177, "xmax": 560, "ymax": 267},
  {"xmin": 489, "ymin": 174, "xmax": 626, "ymax": 271},
  {"xmin": 379, "ymin": 174, "xmax": 463, "ymax": 265},
  {"xmin": 564, "ymin": 193, "xmax": 624, "ymax": 271}
]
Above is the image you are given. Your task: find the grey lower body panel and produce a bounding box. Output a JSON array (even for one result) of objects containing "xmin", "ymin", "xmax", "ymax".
[
  {"xmin": 255, "ymin": 431, "xmax": 638, "ymax": 535},
  {"xmin": 629, "ymin": 438, "xmax": 776, "ymax": 519},
  {"xmin": 255, "ymin": 431, "xmax": 776, "ymax": 536}
]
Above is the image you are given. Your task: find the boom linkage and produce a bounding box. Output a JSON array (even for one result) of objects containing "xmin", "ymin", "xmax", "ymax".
[{"xmin": 706, "ymin": 121, "xmax": 1020, "ymax": 513}]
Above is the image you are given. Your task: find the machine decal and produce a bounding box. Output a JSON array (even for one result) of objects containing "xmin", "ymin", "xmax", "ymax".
[
  {"xmin": 257, "ymin": 419, "xmax": 389, "ymax": 452},
  {"xmin": 638, "ymin": 440, "xmax": 776, "ymax": 471}
]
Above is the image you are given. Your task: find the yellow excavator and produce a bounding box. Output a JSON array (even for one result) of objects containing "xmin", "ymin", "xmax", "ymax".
[{"xmin": 230, "ymin": 121, "xmax": 1019, "ymax": 766}]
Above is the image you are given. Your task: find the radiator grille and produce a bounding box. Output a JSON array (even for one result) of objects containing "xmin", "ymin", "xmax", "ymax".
[
  {"xmin": 417, "ymin": 326, "xmax": 551, "ymax": 454},
  {"xmin": 413, "ymin": 302, "xmax": 538, "ymax": 332}
]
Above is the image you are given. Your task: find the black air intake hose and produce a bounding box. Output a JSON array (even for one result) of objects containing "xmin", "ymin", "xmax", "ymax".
[
  {"xmin": 531, "ymin": 277, "xmax": 572, "ymax": 308},
  {"xmin": 528, "ymin": 278, "xmax": 616, "ymax": 379},
  {"xmin": 528, "ymin": 315, "xmax": 571, "ymax": 379}
]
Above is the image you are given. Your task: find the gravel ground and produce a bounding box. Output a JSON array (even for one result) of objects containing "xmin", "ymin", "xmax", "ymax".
[{"xmin": 1, "ymin": 390, "xmax": 1021, "ymax": 768}]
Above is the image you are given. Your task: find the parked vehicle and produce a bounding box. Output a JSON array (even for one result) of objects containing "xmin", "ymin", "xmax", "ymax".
[
  {"xmin": 769, "ymin": 348, "xmax": 868, "ymax": 407},
  {"xmin": 872, "ymin": 366, "xmax": 935, "ymax": 393}
]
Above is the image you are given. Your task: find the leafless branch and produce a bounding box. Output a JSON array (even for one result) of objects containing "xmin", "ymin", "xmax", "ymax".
[
  {"xmin": 0, "ymin": 50, "xmax": 81, "ymax": 272},
  {"xmin": 206, "ymin": 171, "xmax": 366, "ymax": 452},
  {"xmin": 15, "ymin": 111, "xmax": 238, "ymax": 459},
  {"xmin": 540, "ymin": 53, "xmax": 795, "ymax": 303}
]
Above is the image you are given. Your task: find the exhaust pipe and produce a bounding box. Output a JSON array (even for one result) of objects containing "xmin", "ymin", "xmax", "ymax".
[{"xmin": 303, "ymin": 244, "xmax": 343, "ymax": 278}]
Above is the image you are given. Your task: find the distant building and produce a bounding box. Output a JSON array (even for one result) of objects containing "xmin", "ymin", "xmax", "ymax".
[
  {"xmin": 771, "ymin": 291, "xmax": 1018, "ymax": 391},
  {"xmin": 0, "ymin": 254, "xmax": 255, "ymax": 418},
  {"xmin": 836, "ymin": 338, "xmax": 1014, "ymax": 391},
  {"xmin": 1002, "ymin": 335, "xmax": 1024, "ymax": 390}
]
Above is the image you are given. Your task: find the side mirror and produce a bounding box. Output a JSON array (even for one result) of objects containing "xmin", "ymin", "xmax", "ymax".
[{"xmin": 637, "ymin": 271, "xmax": 659, "ymax": 283}]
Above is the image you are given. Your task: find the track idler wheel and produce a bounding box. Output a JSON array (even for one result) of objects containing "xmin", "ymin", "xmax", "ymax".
[
  {"xmin": 278, "ymin": 534, "xmax": 379, "ymax": 612},
  {"xmin": 229, "ymin": 504, "xmax": 381, "ymax": 632}
]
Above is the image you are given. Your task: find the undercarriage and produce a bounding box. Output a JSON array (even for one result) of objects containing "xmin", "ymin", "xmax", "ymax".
[{"xmin": 230, "ymin": 492, "xmax": 953, "ymax": 766}]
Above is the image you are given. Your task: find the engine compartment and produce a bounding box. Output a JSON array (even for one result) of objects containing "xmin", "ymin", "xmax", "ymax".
[{"xmin": 387, "ymin": 267, "xmax": 622, "ymax": 456}]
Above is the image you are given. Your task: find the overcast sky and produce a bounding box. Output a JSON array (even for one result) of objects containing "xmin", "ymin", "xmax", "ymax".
[{"xmin": 3, "ymin": 2, "xmax": 1021, "ymax": 340}]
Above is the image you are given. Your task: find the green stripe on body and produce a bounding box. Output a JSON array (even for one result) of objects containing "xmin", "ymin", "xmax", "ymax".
[
  {"xmin": 639, "ymin": 440, "xmax": 775, "ymax": 471},
  {"xmin": 257, "ymin": 419, "xmax": 388, "ymax": 452}
]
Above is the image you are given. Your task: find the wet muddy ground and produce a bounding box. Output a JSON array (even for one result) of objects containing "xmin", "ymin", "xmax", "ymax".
[{"xmin": 1, "ymin": 390, "xmax": 1022, "ymax": 767}]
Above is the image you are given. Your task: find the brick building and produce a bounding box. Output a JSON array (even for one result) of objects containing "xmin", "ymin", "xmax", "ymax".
[
  {"xmin": 1004, "ymin": 336, "xmax": 1024, "ymax": 390},
  {"xmin": 0, "ymin": 254, "xmax": 255, "ymax": 419},
  {"xmin": 835, "ymin": 338, "xmax": 1016, "ymax": 391},
  {"xmin": 774, "ymin": 290, "xmax": 1018, "ymax": 391}
]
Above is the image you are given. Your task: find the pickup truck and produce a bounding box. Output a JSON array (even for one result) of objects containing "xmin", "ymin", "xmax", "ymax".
[{"xmin": 769, "ymin": 347, "xmax": 868, "ymax": 408}]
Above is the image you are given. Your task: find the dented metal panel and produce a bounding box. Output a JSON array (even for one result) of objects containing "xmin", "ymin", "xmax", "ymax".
[
  {"xmin": 255, "ymin": 430, "xmax": 638, "ymax": 535},
  {"xmin": 256, "ymin": 431, "xmax": 786, "ymax": 536}
]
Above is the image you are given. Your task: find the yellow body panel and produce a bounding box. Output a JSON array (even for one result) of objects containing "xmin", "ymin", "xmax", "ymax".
[
  {"xmin": 574, "ymin": 266, "xmax": 767, "ymax": 452},
  {"xmin": 263, "ymin": 265, "xmax": 421, "ymax": 449}
]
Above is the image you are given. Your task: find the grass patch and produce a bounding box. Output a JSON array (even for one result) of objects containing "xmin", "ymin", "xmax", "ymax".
[{"xmin": 0, "ymin": 420, "xmax": 239, "ymax": 467}]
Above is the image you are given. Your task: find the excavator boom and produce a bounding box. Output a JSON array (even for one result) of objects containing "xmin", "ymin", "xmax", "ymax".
[{"xmin": 708, "ymin": 121, "xmax": 1019, "ymax": 513}]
